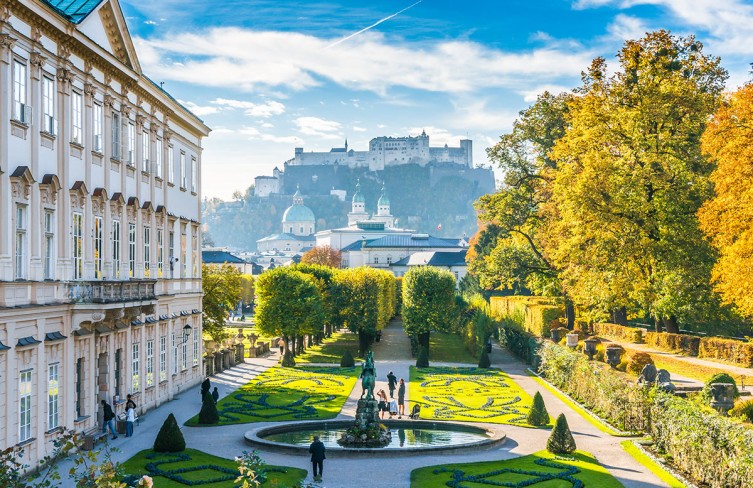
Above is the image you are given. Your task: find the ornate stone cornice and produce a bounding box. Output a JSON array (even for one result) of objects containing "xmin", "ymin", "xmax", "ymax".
[
  {"xmin": 30, "ymin": 51, "xmax": 46, "ymax": 68},
  {"xmin": 121, "ymin": 103, "xmax": 132, "ymax": 117},
  {"xmin": 136, "ymin": 114, "xmax": 147, "ymax": 127},
  {"xmin": 84, "ymin": 82, "xmax": 96, "ymax": 97},
  {"xmin": 56, "ymin": 66, "xmax": 74, "ymax": 85},
  {"xmin": 0, "ymin": 33, "xmax": 17, "ymax": 53},
  {"xmin": 104, "ymin": 93, "xmax": 115, "ymax": 107}
]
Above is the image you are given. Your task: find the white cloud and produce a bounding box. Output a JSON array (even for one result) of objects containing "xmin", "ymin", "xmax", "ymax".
[
  {"xmin": 353, "ymin": 126, "xmax": 367, "ymax": 132},
  {"xmin": 406, "ymin": 126, "xmax": 464, "ymax": 147},
  {"xmin": 177, "ymin": 99, "xmax": 220, "ymax": 116},
  {"xmin": 295, "ymin": 116, "xmax": 342, "ymax": 139},
  {"xmin": 212, "ymin": 98, "xmax": 285, "ymax": 117},
  {"xmin": 260, "ymin": 122, "xmax": 275, "ymax": 129},
  {"xmin": 450, "ymin": 100, "xmax": 518, "ymax": 133},
  {"xmin": 239, "ymin": 126, "xmax": 300, "ymax": 144},
  {"xmin": 607, "ymin": 14, "xmax": 649, "ymax": 40},
  {"xmin": 135, "ymin": 28, "xmax": 594, "ymax": 95},
  {"xmin": 518, "ymin": 84, "xmax": 572, "ymax": 103}
]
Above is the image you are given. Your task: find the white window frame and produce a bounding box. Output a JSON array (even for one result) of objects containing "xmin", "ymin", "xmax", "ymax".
[
  {"xmin": 111, "ymin": 111, "xmax": 121, "ymax": 160},
  {"xmin": 193, "ymin": 327, "xmax": 199, "ymax": 366},
  {"xmin": 19, "ymin": 369, "xmax": 32, "ymax": 442},
  {"xmin": 71, "ymin": 91, "xmax": 83, "ymax": 145},
  {"xmin": 157, "ymin": 229, "xmax": 164, "ymax": 277},
  {"xmin": 72, "ymin": 212, "xmax": 83, "ymax": 279},
  {"xmin": 42, "ymin": 76, "xmax": 55, "ymax": 135},
  {"xmin": 131, "ymin": 343, "xmax": 140, "ymax": 392},
  {"xmin": 94, "ymin": 216, "xmax": 103, "ymax": 279},
  {"xmin": 141, "ymin": 130, "xmax": 150, "ymax": 173},
  {"xmin": 15, "ymin": 204, "xmax": 27, "ymax": 280},
  {"xmin": 191, "ymin": 156, "xmax": 197, "ymax": 193},
  {"xmin": 93, "ymin": 103, "xmax": 103, "ymax": 152},
  {"xmin": 146, "ymin": 339, "xmax": 154, "ymax": 387},
  {"xmin": 128, "ymin": 223, "xmax": 136, "ymax": 277},
  {"xmin": 155, "ymin": 138, "xmax": 163, "ymax": 177},
  {"xmin": 181, "ymin": 334, "xmax": 187, "ymax": 371},
  {"xmin": 144, "ymin": 226, "xmax": 151, "ymax": 277},
  {"xmin": 168, "ymin": 145, "xmax": 175, "ymax": 184},
  {"xmin": 48, "ymin": 363, "xmax": 59, "ymax": 430},
  {"xmin": 112, "ymin": 219, "xmax": 121, "ymax": 278},
  {"xmin": 172, "ymin": 332, "xmax": 178, "ymax": 375},
  {"xmin": 180, "ymin": 151, "xmax": 187, "ymax": 189},
  {"xmin": 13, "ymin": 59, "xmax": 28, "ymax": 124},
  {"xmin": 159, "ymin": 335, "xmax": 167, "ymax": 382},
  {"xmin": 44, "ymin": 210, "xmax": 54, "ymax": 280},
  {"xmin": 127, "ymin": 122, "xmax": 135, "ymax": 166}
]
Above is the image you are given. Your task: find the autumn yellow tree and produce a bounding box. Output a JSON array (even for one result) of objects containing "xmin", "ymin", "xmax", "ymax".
[
  {"xmin": 301, "ymin": 245, "xmax": 342, "ymax": 268},
  {"xmin": 699, "ymin": 83, "xmax": 753, "ymax": 316}
]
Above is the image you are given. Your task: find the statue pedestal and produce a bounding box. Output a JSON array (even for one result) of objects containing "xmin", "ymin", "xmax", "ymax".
[{"xmin": 338, "ymin": 397, "xmax": 390, "ymax": 447}]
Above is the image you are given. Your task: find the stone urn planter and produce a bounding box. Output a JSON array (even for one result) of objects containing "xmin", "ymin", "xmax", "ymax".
[
  {"xmin": 583, "ymin": 337, "xmax": 599, "ymax": 360},
  {"xmin": 710, "ymin": 383, "xmax": 735, "ymax": 415},
  {"xmin": 204, "ymin": 340, "xmax": 217, "ymax": 354},
  {"xmin": 550, "ymin": 327, "xmax": 566, "ymax": 343},
  {"xmin": 605, "ymin": 346, "xmax": 623, "ymax": 368},
  {"xmin": 247, "ymin": 333, "xmax": 258, "ymax": 348},
  {"xmin": 565, "ymin": 333, "xmax": 579, "ymax": 349}
]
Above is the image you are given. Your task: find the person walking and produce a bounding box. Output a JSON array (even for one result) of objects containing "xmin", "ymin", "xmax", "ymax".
[
  {"xmin": 101, "ymin": 400, "xmax": 118, "ymax": 440},
  {"xmin": 397, "ymin": 378, "xmax": 406, "ymax": 418},
  {"xmin": 309, "ymin": 435, "xmax": 326, "ymax": 482},
  {"xmin": 125, "ymin": 402, "xmax": 135, "ymax": 437},
  {"xmin": 278, "ymin": 338, "xmax": 285, "ymax": 356},
  {"xmin": 387, "ymin": 371, "xmax": 398, "ymax": 398},
  {"xmin": 125, "ymin": 394, "xmax": 136, "ymax": 411},
  {"xmin": 212, "ymin": 387, "xmax": 220, "ymax": 404}
]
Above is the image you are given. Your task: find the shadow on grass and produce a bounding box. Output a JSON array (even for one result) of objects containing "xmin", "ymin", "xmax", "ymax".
[{"xmin": 296, "ymin": 331, "xmax": 363, "ymax": 364}]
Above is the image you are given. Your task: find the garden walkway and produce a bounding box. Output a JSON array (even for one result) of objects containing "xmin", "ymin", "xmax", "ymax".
[{"xmin": 53, "ymin": 324, "xmax": 672, "ymax": 488}]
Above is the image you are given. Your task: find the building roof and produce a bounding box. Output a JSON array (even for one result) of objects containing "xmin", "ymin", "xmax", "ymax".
[
  {"xmin": 341, "ymin": 235, "xmax": 465, "ymax": 251},
  {"xmin": 257, "ymin": 233, "xmax": 316, "ymax": 243},
  {"xmin": 202, "ymin": 250, "xmax": 246, "ymax": 264},
  {"xmin": 41, "ymin": 0, "xmax": 105, "ymax": 24},
  {"xmin": 393, "ymin": 250, "xmax": 468, "ymax": 267},
  {"xmin": 281, "ymin": 204, "xmax": 315, "ymax": 223}
]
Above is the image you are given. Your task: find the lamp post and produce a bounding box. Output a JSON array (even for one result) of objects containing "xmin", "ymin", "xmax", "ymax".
[{"xmin": 181, "ymin": 323, "xmax": 192, "ymax": 344}]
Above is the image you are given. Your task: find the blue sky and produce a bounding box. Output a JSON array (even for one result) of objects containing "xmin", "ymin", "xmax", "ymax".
[{"xmin": 120, "ymin": 0, "xmax": 753, "ymax": 199}]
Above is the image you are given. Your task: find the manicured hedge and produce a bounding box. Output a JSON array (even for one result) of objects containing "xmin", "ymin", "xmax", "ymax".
[
  {"xmin": 498, "ymin": 324, "xmax": 542, "ymax": 367},
  {"xmin": 592, "ymin": 323, "xmax": 643, "ymax": 343},
  {"xmin": 644, "ymin": 332, "xmax": 700, "ymax": 356},
  {"xmin": 699, "ymin": 337, "xmax": 753, "ymax": 368},
  {"xmin": 490, "ymin": 296, "xmax": 564, "ymax": 338}
]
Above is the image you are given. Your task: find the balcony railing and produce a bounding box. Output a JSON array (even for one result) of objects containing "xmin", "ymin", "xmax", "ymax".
[{"xmin": 67, "ymin": 279, "xmax": 157, "ymax": 304}]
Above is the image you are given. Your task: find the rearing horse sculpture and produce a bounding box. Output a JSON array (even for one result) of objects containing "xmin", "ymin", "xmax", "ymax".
[{"xmin": 360, "ymin": 350, "xmax": 376, "ymax": 400}]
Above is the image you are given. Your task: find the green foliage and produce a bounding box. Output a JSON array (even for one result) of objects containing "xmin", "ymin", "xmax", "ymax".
[
  {"xmin": 198, "ymin": 393, "xmax": 220, "ymax": 425},
  {"xmin": 644, "ymin": 331, "xmax": 700, "ymax": 356},
  {"xmin": 461, "ymin": 295, "xmax": 495, "ymax": 358},
  {"xmin": 490, "ymin": 296, "xmax": 564, "ymax": 338},
  {"xmin": 416, "ymin": 346, "xmax": 429, "ymax": 368},
  {"xmin": 153, "ymin": 414, "xmax": 186, "ymax": 453},
  {"xmin": 592, "ymin": 323, "xmax": 643, "ymax": 343},
  {"xmin": 477, "ymin": 348, "xmax": 491, "ymax": 368},
  {"xmin": 340, "ymin": 349, "xmax": 355, "ymax": 367},
  {"xmin": 202, "ymin": 264, "xmax": 242, "ymax": 342},
  {"xmin": 702, "ymin": 372, "xmax": 739, "ymax": 400},
  {"xmin": 627, "ymin": 352, "xmax": 654, "ymax": 376},
  {"xmin": 498, "ymin": 323, "xmax": 542, "ymax": 367},
  {"xmin": 239, "ymin": 274, "xmax": 254, "ymax": 308},
  {"xmin": 699, "ymin": 337, "xmax": 753, "ymax": 367},
  {"xmin": 402, "ymin": 266, "xmax": 457, "ymax": 349},
  {"xmin": 281, "ymin": 349, "xmax": 296, "ymax": 367},
  {"xmin": 547, "ymin": 414, "xmax": 576, "ymax": 454},
  {"xmin": 527, "ymin": 392, "xmax": 549, "ymax": 427},
  {"xmin": 730, "ymin": 399, "xmax": 753, "ymax": 423}
]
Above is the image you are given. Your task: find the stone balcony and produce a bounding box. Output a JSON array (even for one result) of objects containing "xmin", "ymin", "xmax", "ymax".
[{"xmin": 67, "ymin": 279, "xmax": 157, "ymax": 303}]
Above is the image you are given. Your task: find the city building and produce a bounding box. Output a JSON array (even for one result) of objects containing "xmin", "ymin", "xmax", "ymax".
[
  {"xmin": 0, "ymin": 0, "xmax": 209, "ymax": 466},
  {"xmin": 390, "ymin": 250, "xmax": 469, "ymax": 284},
  {"xmin": 256, "ymin": 187, "xmax": 316, "ymax": 253},
  {"xmin": 287, "ymin": 131, "xmax": 473, "ymax": 171},
  {"xmin": 202, "ymin": 249, "xmax": 259, "ymax": 275}
]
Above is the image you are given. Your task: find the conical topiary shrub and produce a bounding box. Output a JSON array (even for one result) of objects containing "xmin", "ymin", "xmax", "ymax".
[
  {"xmin": 281, "ymin": 349, "xmax": 296, "ymax": 367},
  {"xmin": 526, "ymin": 391, "xmax": 549, "ymax": 426},
  {"xmin": 416, "ymin": 346, "xmax": 429, "ymax": 368},
  {"xmin": 547, "ymin": 413, "xmax": 576, "ymax": 454},
  {"xmin": 153, "ymin": 413, "xmax": 186, "ymax": 452},
  {"xmin": 340, "ymin": 350, "xmax": 355, "ymax": 367},
  {"xmin": 198, "ymin": 392, "xmax": 220, "ymax": 425},
  {"xmin": 478, "ymin": 348, "xmax": 491, "ymax": 368}
]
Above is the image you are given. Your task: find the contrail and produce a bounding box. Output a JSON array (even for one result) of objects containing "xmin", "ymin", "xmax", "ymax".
[{"xmin": 326, "ymin": 0, "xmax": 424, "ymax": 49}]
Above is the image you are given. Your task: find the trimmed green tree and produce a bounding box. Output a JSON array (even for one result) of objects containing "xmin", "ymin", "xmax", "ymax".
[
  {"xmin": 154, "ymin": 413, "xmax": 186, "ymax": 452},
  {"xmin": 340, "ymin": 350, "xmax": 355, "ymax": 367},
  {"xmin": 547, "ymin": 413, "xmax": 576, "ymax": 454},
  {"xmin": 416, "ymin": 346, "xmax": 429, "ymax": 368},
  {"xmin": 478, "ymin": 348, "xmax": 491, "ymax": 368},
  {"xmin": 198, "ymin": 393, "xmax": 220, "ymax": 425},
  {"xmin": 702, "ymin": 372, "xmax": 739, "ymax": 400},
  {"xmin": 402, "ymin": 266, "xmax": 457, "ymax": 354},
  {"xmin": 527, "ymin": 391, "xmax": 549, "ymax": 426},
  {"xmin": 202, "ymin": 263, "xmax": 242, "ymax": 342}
]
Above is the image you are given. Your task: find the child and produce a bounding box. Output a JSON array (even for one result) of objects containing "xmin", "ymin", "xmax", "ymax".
[{"xmin": 125, "ymin": 403, "xmax": 135, "ymax": 437}]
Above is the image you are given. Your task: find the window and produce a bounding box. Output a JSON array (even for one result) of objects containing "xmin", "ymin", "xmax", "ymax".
[
  {"xmin": 15, "ymin": 204, "xmax": 27, "ymax": 279},
  {"xmin": 13, "ymin": 60, "xmax": 28, "ymax": 123},
  {"xmin": 72, "ymin": 212, "xmax": 83, "ymax": 279},
  {"xmin": 19, "ymin": 370, "xmax": 32, "ymax": 442},
  {"xmin": 193, "ymin": 327, "xmax": 199, "ymax": 366},
  {"xmin": 155, "ymin": 139, "xmax": 163, "ymax": 177},
  {"xmin": 159, "ymin": 335, "xmax": 167, "ymax": 382},
  {"xmin": 114, "ymin": 349, "xmax": 122, "ymax": 398},
  {"xmin": 146, "ymin": 339, "xmax": 154, "ymax": 387},
  {"xmin": 111, "ymin": 111, "xmax": 121, "ymax": 159},
  {"xmin": 171, "ymin": 332, "xmax": 177, "ymax": 375},
  {"xmin": 167, "ymin": 146, "xmax": 174, "ymax": 184},
  {"xmin": 180, "ymin": 230, "xmax": 187, "ymax": 278},
  {"xmin": 75, "ymin": 358, "xmax": 84, "ymax": 418},
  {"xmin": 180, "ymin": 151, "xmax": 186, "ymax": 188},
  {"xmin": 71, "ymin": 91, "xmax": 83, "ymax": 144},
  {"xmin": 169, "ymin": 230, "xmax": 175, "ymax": 278},
  {"xmin": 128, "ymin": 223, "xmax": 136, "ymax": 277},
  {"xmin": 373, "ymin": 256, "xmax": 379, "ymax": 264},
  {"xmin": 42, "ymin": 76, "xmax": 55, "ymax": 134},
  {"xmin": 112, "ymin": 220, "xmax": 121, "ymax": 278},
  {"xmin": 191, "ymin": 157, "xmax": 197, "ymax": 192},
  {"xmin": 44, "ymin": 211, "xmax": 54, "ymax": 280},
  {"xmin": 141, "ymin": 130, "xmax": 149, "ymax": 172},
  {"xmin": 157, "ymin": 229, "xmax": 164, "ymax": 277},
  {"xmin": 299, "ymin": 226, "xmax": 303, "ymax": 234},
  {"xmin": 131, "ymin": 343, "xmax": 140, "ymax": 392},
  {"xmin": 94, "ymin": 216, "xmax": 103, "ymax": 278},
  {"xmin": 144, "ymin": 226, "xmax": 151, "ymax": 277},
  {"xmin": 127, "ymin": 123, "xmax": 135, "ymax": 165},
  {"xmin": 181, "ymin": 335, "xmax": 187, "ymax": 371},
  {"xmin": 386, "ymin": 256, "xmax": 392, "ymax": 264},
  {"xmin": 48, "ymin": 363, "xmax": 59, "ymax": 430},
  {"xmin": 93, "ymin": 103, "xmax": 103, "ymax": 152}
]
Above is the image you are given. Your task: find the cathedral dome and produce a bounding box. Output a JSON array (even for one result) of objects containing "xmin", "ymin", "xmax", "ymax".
[{"xmin": 282, "ymin": 204, "xmax": 315, "ymax": 223}]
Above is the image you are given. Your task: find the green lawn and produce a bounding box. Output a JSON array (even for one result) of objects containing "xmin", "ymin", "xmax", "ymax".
[
  {"xmin": 411, "ymin": 366, "xmax": 548, "ymax": 426},
  {"xmin": 186, "ymin": 366, "xmax": 357, "ymax": 426},
  {"xmin": 411, "ymin": 450, "xmax": 624, "ymax": 488},
  {"xmin": 428, "ymin": 332, "xmax": 477, "ymax": 364},
  {"xmin": 121, "ymin": 448, "xmax": 306, "ymax": 488},
  {"xmin": 296, "ymin": 331, "xmax": 363, "ymax": 364}
]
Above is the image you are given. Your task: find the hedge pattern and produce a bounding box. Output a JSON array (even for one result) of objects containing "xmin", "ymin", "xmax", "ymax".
[
  {"xmin": 592, "ymin": 323, "xmax": 643, "ymax": 343},
  {"xmin": 644, "ymin": 332, "xmax": 700, "ymax": 356},
  {"xmin": 698, "ymin": 337, "xmax": 753, "ymax": 368},
  {"xmin": 490, "ymin": 296, "xmax": 564, "ymax": 338}
]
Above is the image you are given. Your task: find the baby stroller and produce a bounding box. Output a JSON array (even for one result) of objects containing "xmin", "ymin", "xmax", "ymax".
[{"xmin": 409, "ymin": 404, "xmax": 421, "ymax": 420}]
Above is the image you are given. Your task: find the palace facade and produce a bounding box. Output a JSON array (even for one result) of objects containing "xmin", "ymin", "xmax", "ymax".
[{"xmin": 0, "ymin": 0, "xmax": 209, "ymax": 465}]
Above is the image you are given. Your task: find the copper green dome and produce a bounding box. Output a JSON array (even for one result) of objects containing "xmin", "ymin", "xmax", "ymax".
[
  {"xmin": 282, "ymin": 189, "xmax": 315, "ymax": 222},
  {"xmin": 352, "ymin": 180, "xmax": 365, "ymax": 204}
]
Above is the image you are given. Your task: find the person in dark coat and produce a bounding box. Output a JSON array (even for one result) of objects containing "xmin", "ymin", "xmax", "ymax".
[
  {"xmin": 201, "ymin": 377, "xmax": 211, "ymax": 398},
  {"xmin": 309, "ymin": 435, "xmax": 326, "ymax": 482},
  {"xmin": 387, "ymin": 371, "xmax": 398, "ymax": 398},
  {"xmin": 212, "ymin": 387, "xmax": 220, "ymax": 404},
  {"xmin": 397, "ymin": 378, "xmax": 406, "ymax": 418},
  {"xmin": 101, "ymin": 400, "xmax": 118, "ymax": 439}
]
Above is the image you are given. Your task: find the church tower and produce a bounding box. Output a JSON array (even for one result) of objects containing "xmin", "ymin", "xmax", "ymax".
[
  {"xmin": 347, "ymin": 179, "xmax": 369, "ymax": 225},
  {"xmin": 373, "ymin": 183, "xmax": 396, "ymax": 228}
]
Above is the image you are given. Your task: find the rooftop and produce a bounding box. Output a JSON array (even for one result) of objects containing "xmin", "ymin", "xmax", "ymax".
[
  {"xmin": 257, "ymin": 233, "xmax": 316, "ymax": 243},
  {"xmin": 42, "ymin": 0, "xmax": 104, "ymax": 24},
  {"xmin": 341, "ymin": 235, "xmax": 466, "ymax": 251},
  {"xmin": 392, "ymin": 250, "xmax": 468, "ymax": 267},
  {"xmin": 201, "ymin": 250, "xmax": 246, "ymax": 264}
]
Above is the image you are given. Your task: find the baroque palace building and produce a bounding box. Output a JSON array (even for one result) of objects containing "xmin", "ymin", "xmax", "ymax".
[{"xmin": 0, "ymin": 0, "xmax": 210, "ymax": 465}]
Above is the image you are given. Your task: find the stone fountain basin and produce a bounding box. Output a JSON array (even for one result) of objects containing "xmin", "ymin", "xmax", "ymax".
[{"xmin": 245, "ymin": 419, "xmax": 506, "ymax": 457}]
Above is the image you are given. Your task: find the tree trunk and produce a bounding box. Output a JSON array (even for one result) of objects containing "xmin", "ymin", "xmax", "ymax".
[
  {"xmin": 564, "ymin": 297, "xmax": 575, "ymax": 329},
  {"xmin": 418, "ymin": 331, "xmax": 430, "ymax": 352},
  {"xmin": 357, "ymin": 330, "xmax": 373, "ymax": 356},
  {"xmin": 612, "ymin": 307, "xmax": 628, "ymax": 326},
  {"xmin": 662, "ymin": 316, "xmax": 680, "ymax": 334},
  {"xmin": 298, "ymin": 335, "xmax": 304, "ymax": 354}
]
